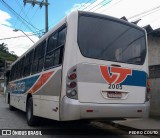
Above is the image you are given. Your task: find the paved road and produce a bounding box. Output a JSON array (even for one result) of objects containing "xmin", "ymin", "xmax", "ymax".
[{"xmin": 0, "ymin": 94, "xmax": 149, "ymax": 138}]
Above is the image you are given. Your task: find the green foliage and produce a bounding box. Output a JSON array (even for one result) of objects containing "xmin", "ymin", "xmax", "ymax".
[{"xmin": 0, "ymin": 43, "xmax": 18, "ymax": 61}]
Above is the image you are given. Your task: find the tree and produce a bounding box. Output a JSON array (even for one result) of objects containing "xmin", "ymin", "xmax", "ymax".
[
  {"xmin": 10, "ymin": 51, "xmax": 15, "ymax": 55},
  {"xmin": 0, "ymin": 43, "xmax": 18, "ymax": 61},
  {"xmin": 0, "ymin": 43, "xmax": 9, "ymax": 53}
]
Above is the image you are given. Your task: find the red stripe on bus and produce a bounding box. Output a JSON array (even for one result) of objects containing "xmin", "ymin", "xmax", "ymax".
[{"xmin": 29, "ymin": 71, "xmax": 54, "ymax": 94}]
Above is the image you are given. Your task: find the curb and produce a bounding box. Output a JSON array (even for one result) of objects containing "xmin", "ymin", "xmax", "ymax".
[{"xmin": 90, "ymin": 121, "xmax": 128, "ymax": 135}]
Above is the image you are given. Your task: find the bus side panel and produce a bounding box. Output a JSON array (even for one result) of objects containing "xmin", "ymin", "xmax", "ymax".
[
  {"xmin": 10, "ymin": 94, "xmax": 26, "ymax": 111},
  {"xmin": 33, "ymin": 68, "xmax": 62, "ymax": 121},
  {"xmin": 59, "ymin": 11, "xmax": 79, "ymax": 120},
  {"xmin": 8, "ymin": 67, "xmax": 62, "ymax": 121}
]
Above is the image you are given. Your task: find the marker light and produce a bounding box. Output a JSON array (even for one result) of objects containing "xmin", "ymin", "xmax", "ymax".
[
  {"xmin": 67, "ymin": 81, "xmax": 77, "ymax": 88},
  {"xmin": 66, "ymin": 66, "xmax": 78, "ymax": 99},
  {"xmin": 146, "ymin": 79, "xmax": 151, "ymax": 101},
  {"xmin": 68, "ymin": 73, "xmax": 77, "ymax": 80},
  {"xmin": 147, "ymin": 80, "xmax": 151, "ymax": 92}
]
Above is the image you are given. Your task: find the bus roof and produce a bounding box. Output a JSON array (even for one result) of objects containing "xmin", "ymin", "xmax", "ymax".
[
  {"xmin": 10, "ymin": 10, "xmax": 146, "ymax": 67},
  {"xmin": 11, "ymin": 16, "xmax": 67, "ymax": 67}
]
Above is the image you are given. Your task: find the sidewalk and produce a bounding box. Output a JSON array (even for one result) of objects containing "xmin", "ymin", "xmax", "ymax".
[
  {"xmin": 112, "ymin": 117, "xmax": 160, "ymax": 130},
  {"xmin": 95, "ymin": 117, "xmax": 160, "ymax": 137},
  {"xmin": 112, "ymin": 117, "xmax": 160, "ymax": 137}
]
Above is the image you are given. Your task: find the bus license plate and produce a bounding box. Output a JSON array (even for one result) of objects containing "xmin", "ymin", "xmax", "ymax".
[{"xmin": 107, "ymin": 92, "xmax": 122, "ymax": 98}]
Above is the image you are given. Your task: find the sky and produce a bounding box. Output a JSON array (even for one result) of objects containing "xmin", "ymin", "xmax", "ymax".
[{"xmin": 0, "ymin": 0, "xmax": 160, "ymax": 56}]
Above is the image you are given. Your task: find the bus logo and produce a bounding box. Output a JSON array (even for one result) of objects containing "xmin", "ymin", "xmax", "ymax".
[{"xmin": 100, "ymin": 66, "xmax": 132, "ymax": 84}]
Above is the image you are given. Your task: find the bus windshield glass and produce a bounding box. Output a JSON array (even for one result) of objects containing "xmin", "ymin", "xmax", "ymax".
[{"xmin": 78, "ymin": 15, "xmax": 146, "ymax": 65}]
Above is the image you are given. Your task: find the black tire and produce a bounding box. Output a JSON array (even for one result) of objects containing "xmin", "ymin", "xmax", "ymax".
[
  {"xmin": 8, "ymin": 95, "xmax": 15, "ymax": 111},
  {"xmin": 26, "ymin": 97, "xmax": 39, "ymax": 126},
  {"xmin": 9, "ymin": 104, "xmax": 16, "ymax": 111}
]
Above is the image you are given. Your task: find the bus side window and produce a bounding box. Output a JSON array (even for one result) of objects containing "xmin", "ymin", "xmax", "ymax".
[
  {"xmin": 57, "ymin": 28, "xmax": 66, "ymax": 46},
  {"xmin": 44, "ymin": 26, "xmax": 66, "ymax": 70},
  {"xmin": 47, "ymin": 33, "xmax": 58, "ymax": 52},
  {"xmin": 14, "ymin": 64, "xmax": 18, "ymax": 80},
  {"xmin": 23, "ymin": 56, "xmax": 27, "ymax": 76},
  {"xmin": 20, "ymin": 57, "xmax": 25, "ymax": 78},
  {"xmin": 23, "ymin": 50, "xmax": 33, "ymax": 76},
  {"xmin": 32, "ymin": 48, "xmax": 38, "ymax": 74},
  {"xmin": 32, "ymin": 41, "xmax": 46, "ymax": 74},
  {"xmin": 12, "ymin": 64, "xmax": 16, "ymax": 80},
  {"xmin": 45, "ymin": 33, "xmax": 58, "ymax": 69},
  {"xmin": 10, "ymin": 67, "xmax": 13, "ymax": 81},
  {"xmin": 17, "ymin": 61, "xmax": 21, "ymax": 79},
  {"xmin": 37, "ymin": 41, "xmax": 46, "ymax": 72},
  {"xmin": 56, "ymin": 27, "xmax": 66, "ymax": 65},
  {"xmin": 10, "ymin": 65, "xmax": 15, "ymax": 81}
]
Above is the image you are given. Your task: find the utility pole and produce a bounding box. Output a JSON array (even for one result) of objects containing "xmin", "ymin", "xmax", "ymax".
[{"xmin": 23, "ymin": 0, "xmax": 49, "ymax": 33}]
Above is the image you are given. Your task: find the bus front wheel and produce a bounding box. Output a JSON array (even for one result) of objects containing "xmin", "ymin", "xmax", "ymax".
[
  {"xmin": 8, "ymin": 95, "xmax": 15, "ymax": 111},
  {"xmin": 26, "ymin": 97, "xmax": 39, "ymax": 126},
  {"xmin": 9, "ymin": 104, "xmax": 15, "ymax": 111}
]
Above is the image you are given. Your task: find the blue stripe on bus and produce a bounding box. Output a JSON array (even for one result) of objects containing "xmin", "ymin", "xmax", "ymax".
[
  {"xmin": 11, "ymin": 75, "xmax": 40, "ymax": 94},
  {"xmin": 121, "ymin": 70, "xmax": 147, "ymax": 87}
]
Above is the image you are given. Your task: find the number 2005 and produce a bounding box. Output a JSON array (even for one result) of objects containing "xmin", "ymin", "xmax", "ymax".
[{"xmin": 108, "ymin": 84, "xmax": 122, "ymax": 89}]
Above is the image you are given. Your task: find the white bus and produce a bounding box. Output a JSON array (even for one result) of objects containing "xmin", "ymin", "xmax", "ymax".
[{"xmin": 5, "ymin": 11, "xmax": 150, "ymax": 126}]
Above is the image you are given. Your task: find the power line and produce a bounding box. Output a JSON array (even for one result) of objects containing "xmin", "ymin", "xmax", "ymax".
[
  {"xmin": 14, "ymin": 28, "xmax": 46, "ymax": 38},
  {"xmin": 30, "ymin": 6, "xmax": 40, "ymax": 21},
  {"xmin": 24, "ymin": 0, "xmax": 49, "ymax": 33},
  {"xmin": 49, "ymin": 0, "xmax": 92, "ymax": 28},
  {"xmin": 18, "ymin": 5, "xmax": 33, "ymax": 31},
  {"xmin": 15, "ymin": 0, "xmax": 32, "ymax": 23},
  {"xmin": 128, "ymin": 5, "xmax": 160, "ymax": 20},
  {"xmin": 0, "ymin": 33, "xmax": 40, "ymax": 41},
  {"xmin": 77, "ymin": 0, "xmax": 92, "ymax": 10},
  {"xmin": 0, "ymin": 0, "xmax": 34, "ymax": 32},
  {"xmin": 80, "ymin": 0, "xmax": 112, "ymax": 12},
  {"xmin": 147, "ymin": 10, "xmax": 160, "ymax": 26},
  {"xmin": 88, "ymin": 0, "xmax": 110, "ymax": 12},
  {"xmin": 131, "ymin": 8, "xmax": 160, "ymax": 24},
  {"xmin": 1, "ymin": 0, "xmax": 40, "ymax": 32},
  {"xmin": 49, "ymin": 0, "xmax": 107, "ymax": 29},
  {"xmin": 101, "ymin": 0, "xmax": 123, "ymax": 14},
  {"xmin": 49, "ymin": 0, "xmax": 118, "ymax": 29},
  {"xmin": 48, "ymin": 15, "xmax": 65, "ymax": 29},
  {"xmin": 13, "ymin": 0, "xmax": 23, "ymax": 27},
  {"xmin": 80, "ymin": 0, "xmax": 95, "ymax": 11},
  {"xmin": 92, "ymin": 0, "xmax": 112, "ymax": 12}
]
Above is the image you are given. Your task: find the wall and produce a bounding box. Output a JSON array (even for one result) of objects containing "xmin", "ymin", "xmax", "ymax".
[{"xmin": 148, "ymin": 35, "xmax": 160, "ymax": 117}]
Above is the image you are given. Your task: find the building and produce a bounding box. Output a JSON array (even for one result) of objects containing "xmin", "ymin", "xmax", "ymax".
[
  {"xmin": 0, "ymin": 60, "xmax": 12, "ymax": 92},
  {"xmin": 144, "ymin": 25, "xmax": 160, "ymax": 117}
]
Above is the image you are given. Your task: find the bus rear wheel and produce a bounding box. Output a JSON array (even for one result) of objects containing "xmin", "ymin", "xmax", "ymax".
[{"xmin": 26, "ymin": 97, "xmax": 39, "ymax": 126}]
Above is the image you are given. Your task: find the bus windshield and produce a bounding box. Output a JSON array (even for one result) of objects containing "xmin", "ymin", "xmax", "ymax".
[{"xmin": 78, "ymin": 14, "xmax": 146, "ymax": 65}]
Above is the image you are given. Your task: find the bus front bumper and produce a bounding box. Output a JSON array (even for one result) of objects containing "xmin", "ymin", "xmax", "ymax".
[{"xmin": 60, "ymin": 96, "xmax": 150, "ymax": 121}]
